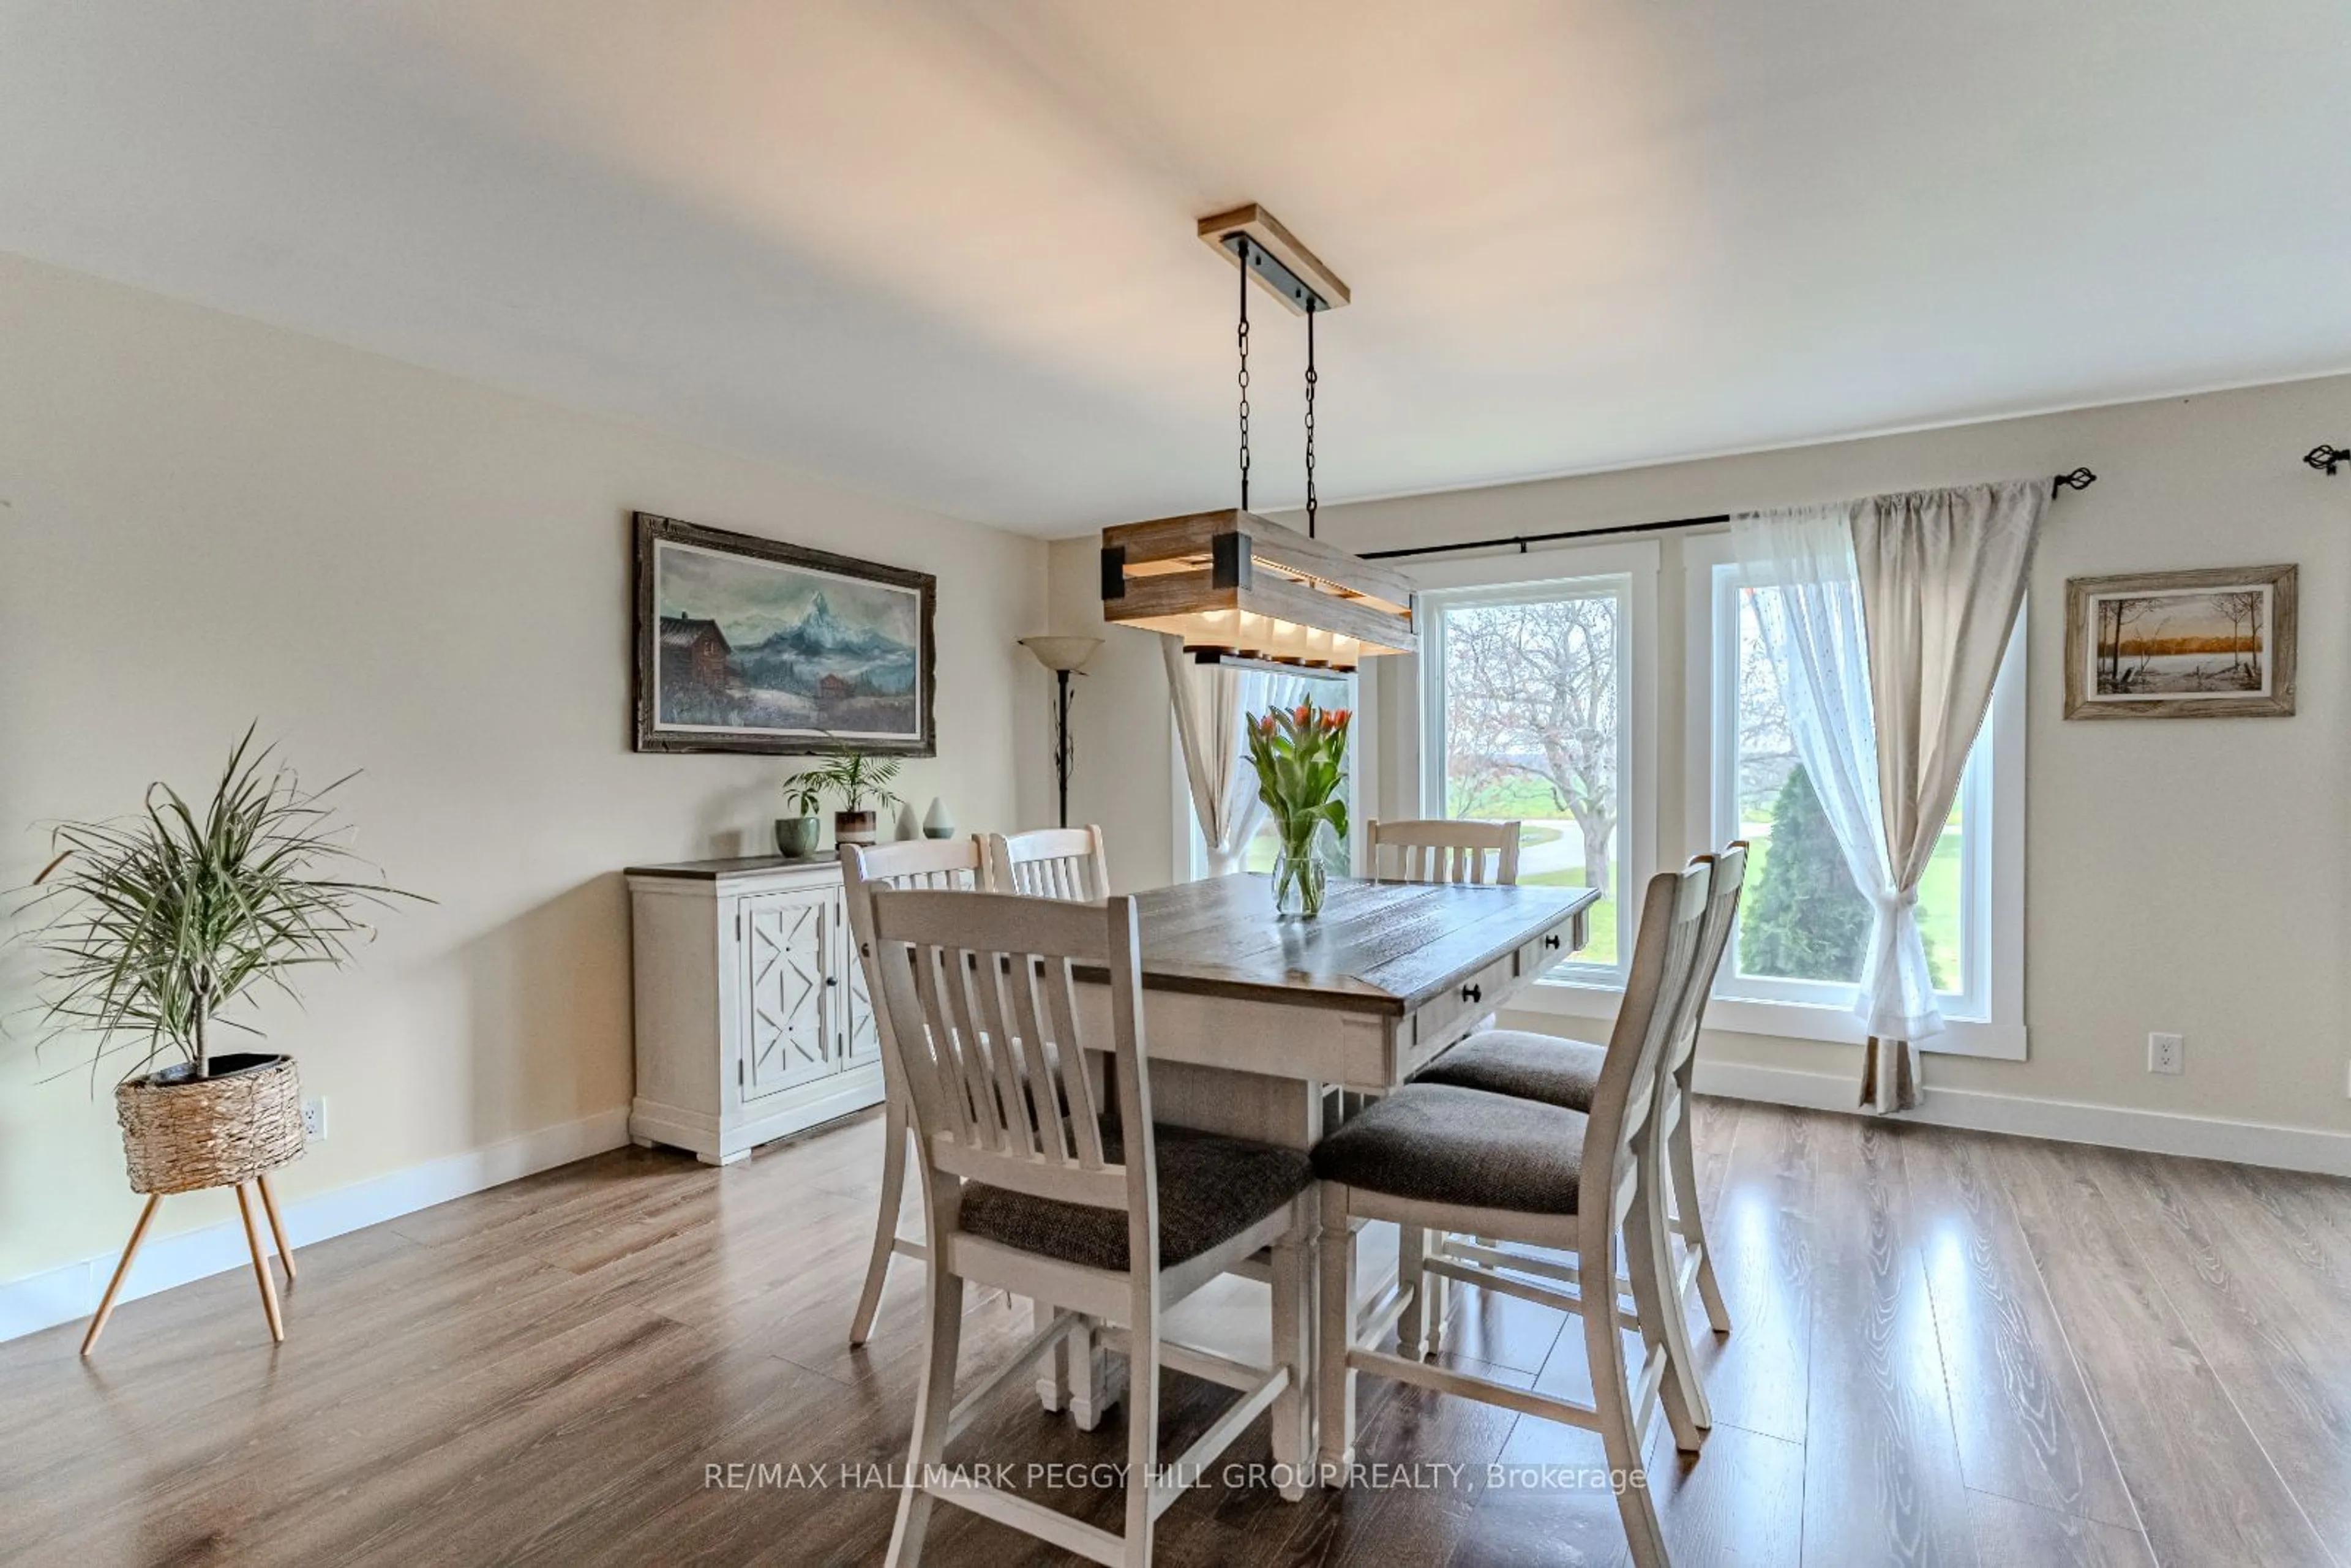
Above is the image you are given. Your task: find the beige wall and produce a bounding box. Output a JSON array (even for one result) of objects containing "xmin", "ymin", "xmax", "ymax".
[
  {"xmin": 1052, "ymin": 374, "xmax": 2351, "ymax": 1139},
  {"xmin": 0, "ymin": 252, "xmax": 1050, "ymax": 1288}
]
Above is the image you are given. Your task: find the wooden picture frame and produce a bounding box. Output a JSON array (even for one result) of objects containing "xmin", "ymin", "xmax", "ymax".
[
  {"xmin": 2063, "ymin": 563, "xmax": 2297, "ymax": 719},
  {"xmin": 633, "ymin": 512, "xmax": 937, "ymax": 756}
]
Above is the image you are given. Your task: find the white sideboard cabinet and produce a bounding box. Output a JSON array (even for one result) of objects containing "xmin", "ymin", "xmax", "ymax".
[{"xmin": 625, "ymin": 855, "xmax": 882, "ymax": 1165}]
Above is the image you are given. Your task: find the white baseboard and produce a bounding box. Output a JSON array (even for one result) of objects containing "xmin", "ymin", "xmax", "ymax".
[
  {"xmin": 0, "ymin": 1106, "xmax": 630, "ymax": 1345},
  {"xmin": 1693, "ymin": 1059, "xmax": 2351, "ymax": 1179}
]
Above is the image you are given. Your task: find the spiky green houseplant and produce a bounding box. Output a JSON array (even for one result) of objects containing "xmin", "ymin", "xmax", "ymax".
[
  {"xmin": 797, "ymin": 748, "xmax": 904, "ymax": 846},
  {"xmin": 19, "ymin": 727, "xmax": 423, "ymax": 1085}
]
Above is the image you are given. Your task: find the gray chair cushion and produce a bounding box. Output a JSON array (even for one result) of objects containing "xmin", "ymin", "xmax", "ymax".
[
  {"xmin": 1414, "ymin": 1028, "xmax": 1608, "ymax": 1112},
  {"xmin": 959, "ymin": 1122, "xmax": 1312, "ymax": 1274},
  {"xmin": 1311, "ymin": 1084, "xmax": 1588, "ymax": 1215}
]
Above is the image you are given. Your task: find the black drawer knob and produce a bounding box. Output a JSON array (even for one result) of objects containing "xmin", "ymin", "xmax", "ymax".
[
  {"xmin": 1461, "ymin": 983, "xmax": 1483, "ymax": 1004},
  {"xmin": 1544, "ymin": 933, "xmax": 1561, "ymax": 950}
]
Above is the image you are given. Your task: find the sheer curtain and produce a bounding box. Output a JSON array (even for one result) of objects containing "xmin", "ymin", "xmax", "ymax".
[
  {"xmin": 1163, "ymin": 638, "xmax": 1305, "ymax": 877},
  {"xmin": 1734, "ymin": 481, "xmax": 2043, "ymax": 1111}
]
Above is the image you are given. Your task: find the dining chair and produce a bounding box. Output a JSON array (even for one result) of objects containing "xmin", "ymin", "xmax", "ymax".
[
  {"xmin": 1311, "ymin": 860, "xmax": 1714, "ymax": 1568},
  {"xmin": 981, "ymin": 824, "xmax": 1115, "ymax": 1425},
  {"xmin": 841, "ymin": 838, "xmax": 991, "ymax": 1350},
  {"xmin": 1410, "ymin": 844, "xmax": 1747, "ymax": 1430},
  {"xmin": 983, "ymin": 825, "xmax": 1111, "ymax": 902},
  {"xmin": 1363, "ymin": 817, "xmax": 1522, "ymax": 886},
  {"xmin": 868, "ymin": 888, "xmax": 1315, "ymax": 1567}
]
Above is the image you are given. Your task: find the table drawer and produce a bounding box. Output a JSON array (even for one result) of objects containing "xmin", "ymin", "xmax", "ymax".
[
  {"xmin": 1515, "ymin": 912, "xmax": 1582, "ymax": 983},
  {"xmin": 1409, "ymin": 951, "xmax": 1517, "ymax": 1059}
]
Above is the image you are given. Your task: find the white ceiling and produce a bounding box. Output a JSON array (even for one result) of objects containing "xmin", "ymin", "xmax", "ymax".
[{"xmin": 5, "ymin": 1, "xmax": 2348, "ymax": 536}]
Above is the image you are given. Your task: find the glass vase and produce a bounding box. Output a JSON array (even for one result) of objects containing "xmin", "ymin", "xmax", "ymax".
[{"xmin": 1270, "ymin": 820, "xmax": 1332, "ymax": 919}]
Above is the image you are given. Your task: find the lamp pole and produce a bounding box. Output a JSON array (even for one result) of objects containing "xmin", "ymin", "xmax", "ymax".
[{"xmin": 1052, "ymin": 669, "xmax": 1074, "ymax": 828}]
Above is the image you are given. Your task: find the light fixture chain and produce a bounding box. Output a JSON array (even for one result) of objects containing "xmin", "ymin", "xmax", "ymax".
[
  {"xmin": 1304, "ymin": 300, "xmax": 1318, "ymax": 539},
  {"xmin": 1237, "ymin": 240, "xmax": 1252, "ymax": 512}
]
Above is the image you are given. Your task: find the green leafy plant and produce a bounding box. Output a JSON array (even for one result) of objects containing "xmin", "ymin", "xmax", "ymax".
[
  {"xmin": 779, "ymin": 775, "xmax": 826, "ymax": 817},
  {"xmin": 794, "ymin": 749, "xmax": 904, "ymax": 814},
  {"xmin": 15, "ymin": 726, "xmax": 426, "ymax": 1084},
  {"xmin": 1244, "ymin": 700, "xmax": 1351, "ymax": 917}
]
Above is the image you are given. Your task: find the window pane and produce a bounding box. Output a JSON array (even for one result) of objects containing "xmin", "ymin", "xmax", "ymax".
[
  {"xmin": 1437, "ymin": 593, "xmax": 1621, "ymax": 966},
  {"xmin": 1235, "ymin": 678, "xmax": 1354, "ymax": 876},
  {"xmin": 1732, "ymin": 587, "xmax": 1960, "ymax": 992}
]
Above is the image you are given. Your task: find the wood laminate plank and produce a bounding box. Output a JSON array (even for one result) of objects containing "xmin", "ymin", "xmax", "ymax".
[
  {"xmin": 1963, "ymin": 1489, "xmax": 2153, "ymax": 1568},
  {"xmin": 2088, "ymin": 1147, "xmax": 2351, "ymax": 1547},
  {"xmin": 1798, "ymin": 1116, "xmax": 1974, "ymax": 1568},
  {"xmin": 1997, "ymin": 1137, "xmax": 2336, "ymax": 1568},
  {"xmin": 1899, "ymin": 1126, "xmax": 2138, "ymax": 1528},
  {"xmin": 1681, "ymin": 1099, "xmax": 1815, "ymax": 1446}
]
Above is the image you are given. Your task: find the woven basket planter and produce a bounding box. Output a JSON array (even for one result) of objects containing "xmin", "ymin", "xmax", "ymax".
[{"xmin": 115, "ymin": 1052, "xmax": 306, "ymax": 1196}]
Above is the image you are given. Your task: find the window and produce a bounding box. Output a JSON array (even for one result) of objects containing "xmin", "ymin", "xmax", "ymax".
[
  {"xmin": 1708, "ymin": 563, "xmax": 1994, "ymax": 1022},
  {"xmin": 1180, "ymin": 669, "xmax": 1357, "ymax": 879},
  {"xmin": 1681, "ymin": 535, "xmax": 2026, "ymax": 1057},
  {"xmin": 1420, "ymin": 574, "xmax": 1634, "ymax": 978}
]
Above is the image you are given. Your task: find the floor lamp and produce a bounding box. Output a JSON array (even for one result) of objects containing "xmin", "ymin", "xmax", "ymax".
[{"xmin": 1019, "ymin": 636, "xmax": 1101, "ymax": 828}]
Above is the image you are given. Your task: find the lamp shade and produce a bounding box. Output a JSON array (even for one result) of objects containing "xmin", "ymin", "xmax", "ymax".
[{"xmin": 1019, "ymin": 636, "xmax": 1103, "ymax": 673}]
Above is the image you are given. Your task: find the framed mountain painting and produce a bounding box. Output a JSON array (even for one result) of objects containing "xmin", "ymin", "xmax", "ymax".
[{"xmin": 632, "ymin": 512, "xmax": 936, "ymax": 756}]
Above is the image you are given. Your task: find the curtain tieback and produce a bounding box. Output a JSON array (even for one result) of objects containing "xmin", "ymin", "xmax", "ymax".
[{"xmin": 1875, "ymin": 886, "xmax": 1920, "ymax": 913}]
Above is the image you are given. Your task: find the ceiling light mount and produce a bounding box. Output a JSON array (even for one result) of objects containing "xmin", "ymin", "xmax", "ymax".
[{"xmin": 1197, "ymin": 205, "xmax": 1351, "ymax": 315}]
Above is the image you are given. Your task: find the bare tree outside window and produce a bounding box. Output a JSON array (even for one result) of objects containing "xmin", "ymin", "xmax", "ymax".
[{"xmin": 1436, "ymin": 593, "xmax": 1622, "ymax": 963}]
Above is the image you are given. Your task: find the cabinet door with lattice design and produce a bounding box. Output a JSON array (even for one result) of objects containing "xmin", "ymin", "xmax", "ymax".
[
  {"xmin": 740, "ymin": 888, "xmax": 834, "ymax": 1100},
  {"xmin": 838, "ymin": 892, "xmax": 881, "ymax": 1070}
]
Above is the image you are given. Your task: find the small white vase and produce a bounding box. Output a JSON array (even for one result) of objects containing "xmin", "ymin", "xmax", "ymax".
[
  {"xmin": 895, "ymin": 801, "xmax": 920, "ymax": 841},
  {"xmin": 923, "ymin": 797, "xmax": 954, "ymax": 839}
]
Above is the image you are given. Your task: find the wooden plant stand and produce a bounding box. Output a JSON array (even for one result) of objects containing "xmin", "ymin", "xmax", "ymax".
[{"xmin": 81, "ymin": 1053, "xmax": 306, "ymax": 1355}]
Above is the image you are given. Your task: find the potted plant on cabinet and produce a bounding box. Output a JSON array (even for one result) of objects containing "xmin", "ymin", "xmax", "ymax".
[
  {"xmin": 796, "ymin": 749, "xmax": 904, "ymax": 848},
  {"xmin": 775, "ymin": 775, "xmax": 824, "ymax": 858},
  {"xmin": 15, "ymin": 727, "xmax": 423, "ymax": 1352}
]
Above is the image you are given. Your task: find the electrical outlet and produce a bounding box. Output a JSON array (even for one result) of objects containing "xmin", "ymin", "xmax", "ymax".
[
  {"xmin": 302, "ymin": 1097, "xmax": 328, "ymax": 1140},
  {"xmin": 2148, "ymin": 1033, "xmax": 2184, "ymax": 1076}
]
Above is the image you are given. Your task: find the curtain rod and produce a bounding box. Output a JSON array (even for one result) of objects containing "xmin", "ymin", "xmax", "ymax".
[{"xmin": 1357, "ymin": 467, "xmax": 2098, "ymax": 562}]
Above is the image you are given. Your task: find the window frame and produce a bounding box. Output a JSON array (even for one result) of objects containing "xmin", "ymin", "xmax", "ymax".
[
  {"xmin": 1409, "ymin": 540, "xmax": 1662, "ymax": 990},
  {"xmin": 1678, "ymin": 531, "xmax": 2027, "ymax": 1059}
]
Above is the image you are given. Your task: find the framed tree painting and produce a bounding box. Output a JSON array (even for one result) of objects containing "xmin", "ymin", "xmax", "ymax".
[
  {"xmin": 633, "ymin": 512, "xmax": 937, "ymax": 755},
  {"xmin": 2063, "ymin": 563, "xmax": 2296, "ymax": 719}
]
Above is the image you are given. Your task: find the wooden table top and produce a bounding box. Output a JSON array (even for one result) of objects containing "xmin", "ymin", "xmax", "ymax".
[{"xmin": 1098, "ymin": 874, "xmax": 1598, "ymax": 1016}]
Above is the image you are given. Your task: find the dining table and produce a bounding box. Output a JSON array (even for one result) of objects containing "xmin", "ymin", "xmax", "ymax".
[
  {"xmin": 1070, "ymin": 871, "xmax": 1600, "ymax": 1150},
  {"xmin": 1054, "ymin": 871, "xmax": 1602, "ymax": 1424}
]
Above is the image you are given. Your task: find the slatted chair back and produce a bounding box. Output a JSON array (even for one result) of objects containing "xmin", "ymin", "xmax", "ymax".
[
  {"xmin": 868, "ymin": 889, "xmax": 1157, "ymax": 1260},
  {"xmin": 1664, "ymin": 842, "xmax": 1747, "ymax": 1093},
  {"xmin": 1365, "ymin": 819, "xmax": 1523, "ymax": 887},
  {"xmin": 841, "ymin": 839, "xmax": 991, "ymax": 1082},
  {"xmin": 983, "ymin": 825, "xmax": 1111, "ymax": 902},
  {"xmin": 1580, "ymin": 860, "xmax": 1712, "ymax": 1231}
]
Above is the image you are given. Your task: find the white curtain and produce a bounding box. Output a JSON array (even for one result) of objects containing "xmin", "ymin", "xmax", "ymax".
[
  {"xmin": 1163, "ymin": 639, "xmax": 1305, "ymax": 877},
  {"xmin": 1734, "ymin": 480, "xmax": 2043, "ymax": 1112}
]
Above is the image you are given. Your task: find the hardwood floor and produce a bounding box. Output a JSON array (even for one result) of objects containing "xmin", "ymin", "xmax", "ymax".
[{"xmin": 6, "ymin": 1098, "xmax": 2349, "ymax": 1566}]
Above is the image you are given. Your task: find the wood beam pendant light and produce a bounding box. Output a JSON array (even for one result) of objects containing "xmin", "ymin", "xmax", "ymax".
[{"xmin": 1099, "ymin": 206, "xmax": 1415, "ymax": 672}]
